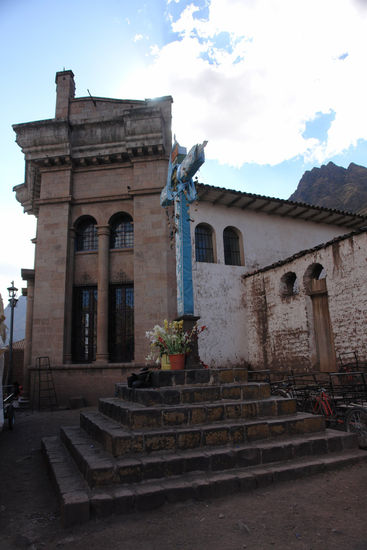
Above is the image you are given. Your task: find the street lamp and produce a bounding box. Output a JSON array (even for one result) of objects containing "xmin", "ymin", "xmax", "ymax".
[{"xmin": 5, "ymin": 281, "xmax": 18, "ymax": 387}]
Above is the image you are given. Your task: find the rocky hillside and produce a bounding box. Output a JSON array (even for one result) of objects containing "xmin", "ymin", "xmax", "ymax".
[
  {"xmin": 289, "ymin": 162, "xmax": 367, "ymax": 215},
  {"xmin": 1, "ymin": 295, "xmax": 26, "ymax": 346}
]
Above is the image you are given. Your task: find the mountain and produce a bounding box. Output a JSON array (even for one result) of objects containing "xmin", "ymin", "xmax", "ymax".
[
  {"xmin": 289, "ymin": 162, "xmax": 367, "ymax": 215},
  {"xmin": 1, "ymin": 295, "xmax": 27, "ymax": 346}
]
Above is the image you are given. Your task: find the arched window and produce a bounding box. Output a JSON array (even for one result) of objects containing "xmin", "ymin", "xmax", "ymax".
[
  {"xmin": 195, "ymin": 224, "xmax": 214, "ymax": 263},
  {"xmin": 303, "ymin": 263, "xmax": 326, "ymax": 294},
  {"xmin": 110, "ymin": 213, "xmax": 134, "ymax": 249},
  {"xmin": 223, "ymin": 227, "xmax": 241, "ymax": 266},
  {"xmin": 280, "ymin": 271, "xmax": 299, "ymax": 297},
  {"xmin": 75, "ymin": 216, "xmax": 97, "ymax": 251}
]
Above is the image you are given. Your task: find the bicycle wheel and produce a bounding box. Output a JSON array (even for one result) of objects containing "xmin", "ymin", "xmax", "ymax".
[
  {"xmin": 274, "ymin": 389, "xmax": 292, "ymax": 399},
  {"xmin": 345, "ymin": 407, "xmax": 367, "ymax": 449}
]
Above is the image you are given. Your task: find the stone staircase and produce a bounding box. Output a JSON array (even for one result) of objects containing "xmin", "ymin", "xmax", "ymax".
[{"xmin": 42, "ymin": 367, "xmax": 367, "ymax": 526}]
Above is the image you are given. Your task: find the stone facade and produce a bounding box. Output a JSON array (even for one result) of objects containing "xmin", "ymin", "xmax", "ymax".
[
  {"xmin": 242, "ymin": 229, "xmax": 367, "ymax": 371},
  {"xmin": 14, "ymin": 71, "xmax": 176, "ymax": 404}
]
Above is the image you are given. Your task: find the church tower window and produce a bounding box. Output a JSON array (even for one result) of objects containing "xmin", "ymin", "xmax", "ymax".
[
  {"xmin": 110, "ymin": 213, "xmax": 134, "ymax": 249},
  {"xmin": 75, "ymin": 216, "xmax": 98, "ymax": 251}
]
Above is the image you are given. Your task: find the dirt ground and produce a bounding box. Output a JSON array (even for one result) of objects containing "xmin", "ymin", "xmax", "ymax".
[{"xmin": 1, "ymin": 407, "xmax": 367, "ymax": 550}]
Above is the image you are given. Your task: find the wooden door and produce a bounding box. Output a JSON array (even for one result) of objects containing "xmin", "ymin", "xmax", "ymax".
[{"xmin": 310, "ymin": 279, "xmax": 336, "ymax": 372}]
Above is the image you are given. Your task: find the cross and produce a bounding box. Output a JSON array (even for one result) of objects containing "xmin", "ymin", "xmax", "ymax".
[{"xmin": 161, "ymin": 140, "xmax": 207, "ymax": 317}]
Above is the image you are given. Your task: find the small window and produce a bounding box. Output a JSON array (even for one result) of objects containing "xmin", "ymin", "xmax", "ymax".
[
  {"xmin": 223, "ymin": 227, "xmax": 241, "ymax": 266},
  {"xmin": 75, "ymin": 216, "xmax": 97, "ymax": 251},
  {"xmin": 280, "ymin": 271, "xmax": 299, "ymax": 297},
  {"xmin": 195, "ymin": 224, "xmax": 214, "ymax": 263},
  {"xmin": 110, "ymin": 213, "xmax": 134, "ymax": 249}
]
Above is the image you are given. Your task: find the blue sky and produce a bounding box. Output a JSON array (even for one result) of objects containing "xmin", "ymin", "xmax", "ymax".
[{"xmin": 1, "ymin": 0, "xmax": 367, "ymax": 301}]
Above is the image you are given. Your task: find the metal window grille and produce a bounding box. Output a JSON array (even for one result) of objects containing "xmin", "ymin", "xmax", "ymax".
[
  {"xmin": 109, "ymin": 285, "xmax": 134, "ymax": 362},
  {"xmin": 223, "ymin": 228, "xmax": 241, "ymax": 266},
  {"xmin": 195, "ymin": 225, "xmax": 214, "ymax": 263},
  {"xmin": 76, "ymin": 221, "xmax": 98, "ymax": 251},
  {"xmin": 72, "ymin": 287, "xmax": 97, "ymax": 362},
  {"xmin": 110, "ymin": 216, "xmax": 134, "ymax": 249}
]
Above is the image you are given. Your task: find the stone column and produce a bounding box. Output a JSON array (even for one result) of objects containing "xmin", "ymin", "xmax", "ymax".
[
  {"xmin": 21, "ymin": 269, "xmax": 35, "ymax": 395},
  {"xmin": 95, "ymin": 225, "xmax": 110, "ymax": 363},
  {"xmin": 64, "ymin": 228, "xmax": 75, "ymax": 364}
]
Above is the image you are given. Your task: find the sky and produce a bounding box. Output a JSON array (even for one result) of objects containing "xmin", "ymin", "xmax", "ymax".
[{"xmin": 1, "ymin": 0, "xmax": 367, "ymax": 302}]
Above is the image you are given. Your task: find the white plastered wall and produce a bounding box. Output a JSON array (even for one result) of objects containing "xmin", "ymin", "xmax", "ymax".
[{"xmin": 191, "ymin": 200, "xmax": 353, "ymax": 367}]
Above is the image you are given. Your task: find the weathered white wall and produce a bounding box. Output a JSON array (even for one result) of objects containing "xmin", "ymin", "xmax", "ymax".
[
  {"xmin": 191, "ymin": 199, "xmax": 355, "ymax": 367},
  {"xmin": 193, "ymin": 263, "xmax": 248, "ymax": 367},
  {"xmin": 243, "ymin": 231, "xmax": 367, "ymax": 370},
  {"xmin": 192, "ymin": 201, "xmax": 350, "ymax": 270}
]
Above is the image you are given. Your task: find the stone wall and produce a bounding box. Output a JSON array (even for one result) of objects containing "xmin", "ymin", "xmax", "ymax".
[
  {"xmin": 29, "ymin": 363, "xmax": 141, "ymax": 407},
  {"xmin": 15, "ymin": 71, "xmax": 175, "ymax": 375},
  {"xmin": 242, "ymin": 230, "xmax": 367, "ymax": 371}
]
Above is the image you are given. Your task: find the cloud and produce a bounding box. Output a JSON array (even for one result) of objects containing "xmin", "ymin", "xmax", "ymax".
[
  {"xmin": 133, "ymin": 33, "xmax": 144, "ymax": 42},
  {"xmin": 122, "ymin": 0, "xmax": 367, "ymax": 168},
  {"xmin": 0, "ymin": 207, "xmax": 36, "ymax": 302}
]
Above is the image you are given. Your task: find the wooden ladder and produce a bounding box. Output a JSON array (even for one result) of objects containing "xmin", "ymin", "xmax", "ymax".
[{"xmin": 31, "ymin": 356, "xmax": 58, "ymax": 411}]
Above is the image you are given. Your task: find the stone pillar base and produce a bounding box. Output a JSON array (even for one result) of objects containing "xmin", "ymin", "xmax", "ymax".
[
  {"xmin": 175, "ymin": 314, "xmax": 202, "ymax": 369},
  {"xmin": 94, "ymin": 355, "xmax": 109, "ymax": 365}
]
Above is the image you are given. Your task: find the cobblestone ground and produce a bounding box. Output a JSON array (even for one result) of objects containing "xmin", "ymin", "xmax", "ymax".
[{"xmin": 1, "ymin": 407, "xmax": 367, "ymax": 550}]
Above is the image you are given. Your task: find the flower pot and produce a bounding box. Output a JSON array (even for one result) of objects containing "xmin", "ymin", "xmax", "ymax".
[
  {"xmin": 168, "ymin": 353, "xmax": 185, "ymax": 370},
  {"xmin": 161, "ymin": 354, "xmax": 171, "ymax": 370}
]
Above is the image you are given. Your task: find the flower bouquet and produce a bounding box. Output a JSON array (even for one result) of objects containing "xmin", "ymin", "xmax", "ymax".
[{"xmin": 146, "ymin": 320, "xmax": 206, "ymax": 370}]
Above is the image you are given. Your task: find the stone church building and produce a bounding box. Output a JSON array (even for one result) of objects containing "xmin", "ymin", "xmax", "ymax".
[{"xmin": 13, "ymin": 70, "xmax": 367, "ymax": 405}]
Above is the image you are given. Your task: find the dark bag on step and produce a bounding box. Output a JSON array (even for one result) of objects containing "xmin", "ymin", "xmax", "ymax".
[{"xmin": 127, "ymin": 368, "xmax": 153, "ymax": 389}]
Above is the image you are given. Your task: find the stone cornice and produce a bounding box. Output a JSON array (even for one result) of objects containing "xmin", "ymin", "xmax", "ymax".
[
  {"xmin": 13, "ymin": 108, "xmax": 168, "ymax": 164},
  {"xmin": 127, "ymin": 187, "xmax": 162, "ymax": 196},
  {"xmin": 21, "ymin": 268, "xmax": 35, "ymax": 282},
  {"xmin": 34, "ymin": 195, "xmax": 72, "ymax": 207},
  {"xmin": 72, "ymin": 194, "xmax": 131, "ymax": 205},
  {"xmin": 13, "ymin": 98, "xmax": 171, "ymax": 216}
]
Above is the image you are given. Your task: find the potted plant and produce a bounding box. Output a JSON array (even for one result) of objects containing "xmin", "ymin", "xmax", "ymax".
[{"xmin": 146, "ymin": 320, "xmax": 206, "ymax": 370}]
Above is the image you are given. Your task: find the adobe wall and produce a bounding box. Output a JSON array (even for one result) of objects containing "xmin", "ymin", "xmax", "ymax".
[
  {"xmin": 191, "ymin": 199, "xmax": 353, "ymax": 368},
  {"xmin": 242, "ymin": 231, "xmax": 367, "ymax": 370}
]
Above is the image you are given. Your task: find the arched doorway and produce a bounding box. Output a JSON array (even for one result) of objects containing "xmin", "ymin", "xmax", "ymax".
[{"xmin": 304, "ymin": 263, "xmax": 336, "ymax": 372}]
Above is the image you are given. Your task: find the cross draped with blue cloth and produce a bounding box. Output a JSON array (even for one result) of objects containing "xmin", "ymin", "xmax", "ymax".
[{"xmin": 160, "ymin": 140, "xmax": 207, "ymax": 316}]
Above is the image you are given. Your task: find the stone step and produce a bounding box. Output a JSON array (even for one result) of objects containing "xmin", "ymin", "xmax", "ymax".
[
  {"xmin": 42, "ymin": 433, "xmax": 367, "ymax": 527},
  {"xmin": 115, "ymin": 381, "xmax": 270, "ymax": 407},
  {"xmin": 60, "ymin": 424, "xmax": 359, "ymax": 489},
  {"xmin": 148, "ymin": 367, "xmax": 248, "ymax": 388},
  {"xmin": 99, "ymin": 395, "xmax": 296, "ymax": 429},
  {"xmin": 79, "ymin": 409, "xmax": 326, "ymax": 457}
]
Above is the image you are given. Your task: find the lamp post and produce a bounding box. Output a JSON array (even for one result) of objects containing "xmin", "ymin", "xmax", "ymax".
[{"xmin": 5, "ymin": 281, "xmax": 18, "ymax": 387}]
